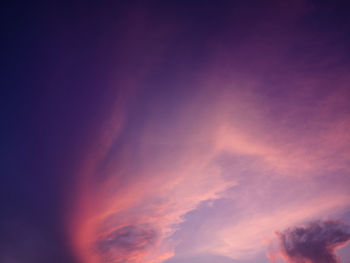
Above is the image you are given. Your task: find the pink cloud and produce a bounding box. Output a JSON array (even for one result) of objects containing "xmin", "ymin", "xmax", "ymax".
[{"xmin": 60, "ymin": 2, "xmax": 350, "ymax": 262}]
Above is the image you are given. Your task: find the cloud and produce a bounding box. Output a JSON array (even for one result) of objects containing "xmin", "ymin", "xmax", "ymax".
[
  {"xmin": 162, "ymin": 253, "xmax": 245, "ymax": 263},
  {"xmin": 96, "ymin": 224, "xmax": 158, "ymax": 263},
  {"xmin": 67, "ymin": 39, "xmax": 350, "ymax": 263},
  {"xmin": 62, "ymin": 2, "xmax": 350, "ymax": 263},
  {"xmin": 275, "ymin": 220, "xmax": 350, "ymax": 263}
]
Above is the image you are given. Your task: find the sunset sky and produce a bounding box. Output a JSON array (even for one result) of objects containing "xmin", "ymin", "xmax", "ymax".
[{"xmin": 2, "ymin": 1, "xmax": 350, "ymax": 263}]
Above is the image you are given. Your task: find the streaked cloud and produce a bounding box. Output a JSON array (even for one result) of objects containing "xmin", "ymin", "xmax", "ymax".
[{"xmin": 60, "ymin": 1, "xmax": 350, "ymax": 263}]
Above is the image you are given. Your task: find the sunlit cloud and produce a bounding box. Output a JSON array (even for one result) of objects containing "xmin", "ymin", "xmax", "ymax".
[{"xmin": 60, "ymin": 1, "xmax": 350, "ymax": 263}]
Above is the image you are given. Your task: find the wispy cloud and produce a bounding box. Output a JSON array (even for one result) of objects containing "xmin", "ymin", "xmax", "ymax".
[{"xmin": 61, "ymin": 1, "xmax": 350, "ymax": 263}]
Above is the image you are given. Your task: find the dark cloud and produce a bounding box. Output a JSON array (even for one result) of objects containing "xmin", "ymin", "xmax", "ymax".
[
  {"xmin": 96, "ymin": 224, "xmax": 158, "ymax": 262},
  {"xmin": 277, "ymin": 220, "xmax": 350, "ymax": 263}
]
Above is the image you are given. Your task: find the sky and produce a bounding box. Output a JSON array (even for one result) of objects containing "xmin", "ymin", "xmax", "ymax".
[{"xmin": 1, "ymin": 1, "xmax": 350, "ymax": 263}]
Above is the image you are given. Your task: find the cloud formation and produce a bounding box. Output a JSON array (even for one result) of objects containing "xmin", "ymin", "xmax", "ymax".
[
  {"xmin": 3, "ymin": 0, "xmax": 350, "ymax": 263},
  {"xmin": 96, "ymin": 224, "xmax": 158, "ymax": 263},
  {"xmin": 276, "ymin": 220, "xmax": 350, "ymax": 263},
  {"xmin": 57, "ymin": 1, "xmax": 350, "ymax": 263}
]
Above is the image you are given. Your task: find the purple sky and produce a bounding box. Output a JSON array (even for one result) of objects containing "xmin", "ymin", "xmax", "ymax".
[{"xmin": 1, "ymin": 1, "xmax": 350, "ymax": 263}]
